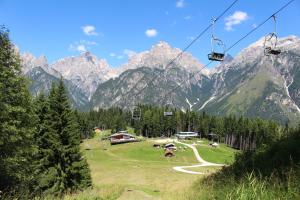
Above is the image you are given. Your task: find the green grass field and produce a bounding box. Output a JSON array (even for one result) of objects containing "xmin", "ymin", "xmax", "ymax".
[
  {"xmin": 178, "ymin": 139, "xmax": 238, "ymax": 164},
  {"xmin": 196, "ymin": 143, "xmax": 237, "ymax": 164},
  {"xmin": 68, "ymin": 131, "xmax": 237, "ymax": 199}
]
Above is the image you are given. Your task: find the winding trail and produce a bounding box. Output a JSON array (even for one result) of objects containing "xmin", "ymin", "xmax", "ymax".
[{"xmin": 173, "ymin": 140, "xmax": 225, "ymax": 175}]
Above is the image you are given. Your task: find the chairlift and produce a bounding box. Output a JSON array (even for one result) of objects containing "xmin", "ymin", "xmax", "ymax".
[
  {"xmin": 263, "ymin": 15, "xmax": 281, "ymax": 56},
  {"xmin": 164, "ymin": 103, "xmax": 173, "ymax": 117},
  {"xmin": 208, "ymin": 18, "xmax": 226, "ymax": 62},
  {"xmin": 131, "ymin": 106, "xmax": 141, "ymax": 120}
]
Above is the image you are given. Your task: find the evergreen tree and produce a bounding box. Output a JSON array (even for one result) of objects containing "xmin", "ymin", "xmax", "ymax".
[
  {"xmin": 32, "ymin": 91, "xmax": 49, "ymax": 195},
  {"xmin": 74, "ymin": 110, "xmax": 93, "ymax": 139},
  {"xmin": 34, "ymin": 80, "xmax": 91, "ymax": 196},
  {"xmin": 0, "ymin": 27, "xmax": 35, "ymax": 192}
]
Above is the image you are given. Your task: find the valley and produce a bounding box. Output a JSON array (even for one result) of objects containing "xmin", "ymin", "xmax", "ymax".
[{"xmin": 22, "ymin": 36, "xmax": 300, "ymax": 125}]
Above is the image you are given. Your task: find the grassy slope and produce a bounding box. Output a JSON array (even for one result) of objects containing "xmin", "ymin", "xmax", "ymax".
[
  {"xmin": 76, "ymin": 131, "xmax": 200, "ymax": 199},
  {"xmin": 66, "ymin": 132, "xmax": 237, "ymax": 199},
  {"xmin": 197, "ymin": 144, "xmax": 237, "ymax": 165},
  {"xmin": 178, "ymin": 139, "xmax": 238, "ymax": 164}
]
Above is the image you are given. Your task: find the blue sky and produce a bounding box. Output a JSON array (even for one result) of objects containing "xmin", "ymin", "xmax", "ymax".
[{"xmin": 1, "ymin": 0, "xmax": 300, "ymax": 67}]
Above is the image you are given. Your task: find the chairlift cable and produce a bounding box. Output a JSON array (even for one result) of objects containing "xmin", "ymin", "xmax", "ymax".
[
  {"xmin": 160, "ymin": 0, "xmax": 296, "ymax": 106},
  {"xmin": 111, "ymin": 0, "xmax": 240, "ymax": 107},
  {"xmin": 166, "ymin": 0, "xmax": 239, "ymax": 66},
  {"xmin": 226, "ymin": 0, "xmax": 295, "ymax": 54}
]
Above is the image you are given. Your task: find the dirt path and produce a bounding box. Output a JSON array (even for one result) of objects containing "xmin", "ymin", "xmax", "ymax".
[{"xmin": 173, "ymin": 140, "xmax": 225, "ymax": 174}]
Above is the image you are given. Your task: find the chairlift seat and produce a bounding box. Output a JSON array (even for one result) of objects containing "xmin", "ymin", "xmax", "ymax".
[
  {"xmin": 270, "ymin": 49, "xmax": 281, "ymax": 55},
  {"xmin": 164, "ymin": 111, "xmax": 173, "ymax": 116},
  {"xmin": 132, "ymin": 106, "xmax": 141, "ymax": 120},
  {"xmin": 265, "ymin": 47, "xmax": 281, "ymax": 55},
  {"xmin": 208, "ymin": 52, "xmax": 225, "ymax": 61}
]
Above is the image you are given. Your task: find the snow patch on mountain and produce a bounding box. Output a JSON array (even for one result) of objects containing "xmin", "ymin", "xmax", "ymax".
[
  {"xmin": 284, "ymin": 77, "xmax": 300, "ymax": 113},
  {"xmin": 199, "ymin": 96, "xmax": 216, "ymax": 110},
  {"xmin": 185, "ymin": 98, "xmax": 197, "ymax": 110}
]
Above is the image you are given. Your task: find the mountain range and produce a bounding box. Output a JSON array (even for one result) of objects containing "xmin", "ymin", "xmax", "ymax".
[{"xmin": 20, "ymin": 36, "xmax": 300, "ymax": 125}]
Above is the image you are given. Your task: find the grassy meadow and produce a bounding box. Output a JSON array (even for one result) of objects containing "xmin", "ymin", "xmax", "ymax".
[{"xmin": 64, "ymin": 130, "xmax": 238, "ymax": 199}]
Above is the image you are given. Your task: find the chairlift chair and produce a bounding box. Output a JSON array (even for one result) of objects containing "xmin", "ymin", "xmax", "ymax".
[
  {"xmin": 131, "ymin": 106, "xmax": 141, "ymax": 120},
  {"xmin": 208, "ymin": 18, "xmax": 226, "ymax": 62},
  {"xmin": 208, "ymin": 38, "xmax": 226, "ymax": 61},
  {"xmin": 164, "ymin": 103, "xmax": 173, "ymax": 117},
  {"xmin": 164, "ymin": 111, "xmax": 173, "ymax": 117},
  {"xmin": 264, "ymin": 33, "xmax": 281, "ymax": 56},
  {"xmin": 263, "ymin": 15, "xmax": 281, "ymax": 56}
]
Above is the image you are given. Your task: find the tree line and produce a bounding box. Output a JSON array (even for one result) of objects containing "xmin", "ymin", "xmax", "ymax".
[
  {"xmin": 0, "ymin": 27, "xmax": 91, "ymax": 198},
  {"xmin": 82, "ymin": 104, "xmax": 287, "ymax": 150}
]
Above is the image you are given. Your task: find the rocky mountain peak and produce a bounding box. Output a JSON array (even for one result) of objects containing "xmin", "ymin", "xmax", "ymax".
[
  {"xmin": 120, "ymin": 41, "xmax": 207, "ymax": 75},
  {"xmin": 21, "ymin": 52, "xmax": 36, "ymax": 62},
  {"xmin": 21, "ymin": 52, "xmax": 49, "ymax": 74},
  {"xmin": 35, "ymin": 55, "xmax": 48, "ymax": 66},
  {"xmin": 51, "ymin": 53, "xmax": 114, "ymax": 100},
  {"xmin": 247, "ymin": 35, "xmax": 300, "ymax": 49},
  {"xmin": 20, "ymin": 35, "xmax": 300, "ymax": 125},
  {"xmin": 151, "ymin": 41, "xmax": 173, "ymax": 51},
  {"xmin": 52, "ymin": 52, "xmax": 110, "ymax": 74},
  {"xmin": 80, "ymin": 51, "xmax": 97, "ymax": 64}
]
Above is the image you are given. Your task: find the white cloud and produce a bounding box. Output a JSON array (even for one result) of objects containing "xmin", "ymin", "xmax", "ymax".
[
  {"xmin": 77, "ymin": 45, "xmax": 87, "ymax": 52},
  {"xmin": 79, "ymin": 40, "xmax": 98, "ymax": 45},
  {"xmin": 109, "ymin": 53, "xmax": 116, "ymax": 57},
  {"xmin": 252, "ymin": 23, "xmax": 257, "ymax": 28},
  {"xmin": 110, "ymin": 49, "xmax": 136, "ymax": 60},
  {"xmin": 145, "ymin": 29, "xmax": 158, "ymax": 37},
  {"xmin": 81, "ymin": 25, "xmax": 98, "ymax": 36},
  {"xmin": 69, "ymin": 40, "xmax": 97, "ymax": 53},
  {"xmin": 109, "ymin": 49, "xmax": 136, "ymax": 60},
  {"xmin": 176, "ymin": 0, "xmax": 185, "ymax": 8},
  {"xmin": 69, "ymin": 44, "xmax": 86, "ymax": 52},
  {"xmin": 225, "ymin": 11, "xmax": 249, "ymax": 31},
  {"xmin": 184, "ymin": 15, "xmax": 192, "ymax": 20},
  {"xmin": 123, "ymin": 49, "xmax": 136, "ymax": 58}
]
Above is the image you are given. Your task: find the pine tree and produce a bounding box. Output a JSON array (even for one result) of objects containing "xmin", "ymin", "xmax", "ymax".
[
  {"xmin": 32, "ymin": 91, "xmax": 50, "ymax": 195},
  {"xmin": 34, "ymin": 80, "xmax": 91, "ymax": 196},
  {"xmin": 0, "ymin": 26, "xmax": 36, "ymax": 192},
  {"xmin": 74, "ymin": 110, "xmax": 93, "ymax": 139}
]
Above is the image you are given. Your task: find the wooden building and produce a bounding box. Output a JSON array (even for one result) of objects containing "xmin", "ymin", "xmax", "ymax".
[{"xmin": 109, "ymin": 132, "xmax": 138, "ymax": 145}]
